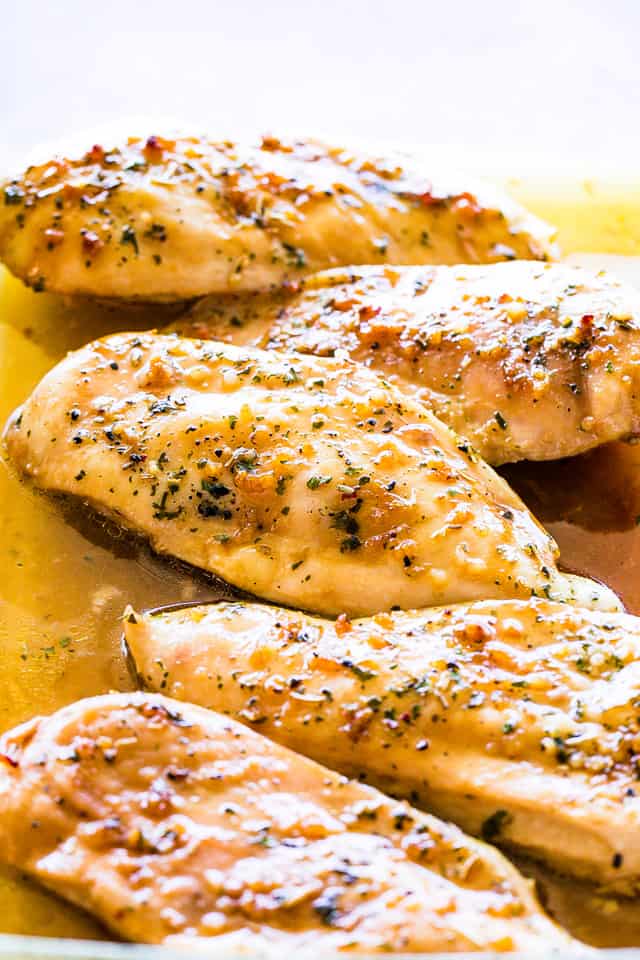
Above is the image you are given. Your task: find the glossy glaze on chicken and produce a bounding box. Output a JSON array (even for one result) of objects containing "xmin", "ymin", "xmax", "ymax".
[
  {"xmin": 176, "ymin": 261, "xmax": 640, "ymax": 464},
  {"xmin": 0, "ymin": 135, "xmax": 556, "ymax": 300},
  {"xmin": 6, "ymin": 331, "xmax": 593, "ymax": 616},
  {"xmin": 0, "ymin": 693, "xmax": 571, "ymax": 952},
  {"xmin": 128, "ymin": 597, "xmax": 640, "ymax": 894}
]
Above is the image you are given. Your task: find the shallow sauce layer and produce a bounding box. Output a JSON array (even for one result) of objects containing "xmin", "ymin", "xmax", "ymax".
[{"xmin": 2, "ymin": 259, "xmax": 640, "ymax": 947}]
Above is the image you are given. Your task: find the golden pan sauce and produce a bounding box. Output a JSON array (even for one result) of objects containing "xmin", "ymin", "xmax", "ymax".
[{"xmin": 2, "ymin": 182, "xmax": 640, "ymax": 946}]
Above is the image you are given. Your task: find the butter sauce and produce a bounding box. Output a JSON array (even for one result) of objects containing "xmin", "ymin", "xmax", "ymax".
[{"xmin": 0, "ymin": 274, "xmax": 225, "ymax": 936}]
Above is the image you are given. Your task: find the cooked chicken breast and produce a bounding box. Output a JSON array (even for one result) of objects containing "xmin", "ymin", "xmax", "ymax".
[
  {"xmin": 174, "ymin": 262, "xmax": 640, "ymax": 465},
  {"xmin": 0, "ymin": 693, "xmax": 571, "ymax": 952},
  {"xmin": 0, "ymin": 135, "xmax": 556, "ymax": 301},
  {"xmin": 126, "ymin": 598, "xmax": 640, "ymax": 894},
  {"xmin": 5, "ymin": 331, "xmax": 607, "ymax": 616}
]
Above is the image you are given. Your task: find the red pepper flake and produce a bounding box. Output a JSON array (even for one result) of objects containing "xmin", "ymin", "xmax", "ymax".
[
  {"xmin": 86, "ymin": 144, "xmax": 105, "ymax": 165},
  {"xmin": 81, "ymin": 229, "xmax": 104, "ymax": 254},
  {"xmin": 581, "ymin": 313, "xmax": 594, "ymax": 329},
  {"xmin": 359, "ymin": 304, "xmax": 381, "ymax": 322},
  {"xmin": 0, "ymin": 752, "xmax": 18, "ymax": 769},
  {"xmin": 260, "ymin": 170, "xmax": 289, "ymax": 191},
  {"xmin": 332, "ymin": 298, "xmax": 358, "ymax": 312},
  {"xmin": 452, "ymin": 192, "xmax": 483, "ymax": 217},
  {"xmin": 144, "ymin": 136, "xmax": 163, "ymax": 158},
  {"xmin": 143, "ymin": 135, "xmax": 175, "ymax": 160},
  {"xmin": 498, "ymin": 293, "xmax": 513, "ymax": 304},
  {"xmin": 335, "ymin": 613, "xmax": 352, "ymax": 636},
  {"xmin": 261, "ymin": 134, "xmax": 286, "ymax": 152},
  {"xmin": 417, "ymin": 184, "xmax": 443, "ymax": 206}
]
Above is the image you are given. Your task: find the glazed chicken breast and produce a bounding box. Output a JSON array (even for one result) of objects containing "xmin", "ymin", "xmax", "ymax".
[
  {"xmin": 0, "ymin": 135, "xmax": 556, "ymax": 301},
  {"xmin": 5, "ymin": 332, "xmax": 616, "ymax": 616},
  {"xmin": 174, "ymin": 262, "xmax": 640, "ymax": 465},
  {"xmin": 126, "ymin": 598, "xmax": 640, "ymax": 894},
  {"xmin": 0, "ymin": 693, "xmax": 572, "ymax": 952}
]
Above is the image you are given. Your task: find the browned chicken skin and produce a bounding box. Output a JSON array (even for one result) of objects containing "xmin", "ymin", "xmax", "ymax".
[
  {"xmin": 174, "ymin": 261, "xmax": 640, "ymax": 465},
  {"xmin": 0, "ymin": 135, "xmax": 556, "ymax": 301},
  {"xmin": 0, "ymin": 693, "xmax": 572, "ymax": 951}
]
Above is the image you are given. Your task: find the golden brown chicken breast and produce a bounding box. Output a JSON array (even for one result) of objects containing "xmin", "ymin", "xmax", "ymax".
[
  {"xmin": 126, "ymin": 597, "xmax": 640, "ymax": 894},
  {"xmin": 0, "ymin": 692, "xmax": 571, "ymax": 951},
  {"xmin": 174, "ymin": 261, "xmax": 640, "ymax": 465},
  {"xmin": 0, "ymin": 135, "xmax": 556, "ymax": 301},
  {"xmin": 5, "ymin": 331, "xmax": 611, "ymax": 616}
]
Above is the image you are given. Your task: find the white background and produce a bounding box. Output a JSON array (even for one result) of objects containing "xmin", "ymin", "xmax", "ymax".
[{"xmin": 0, "ymin": 0, "xmax": 638, "ymax": 169}]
